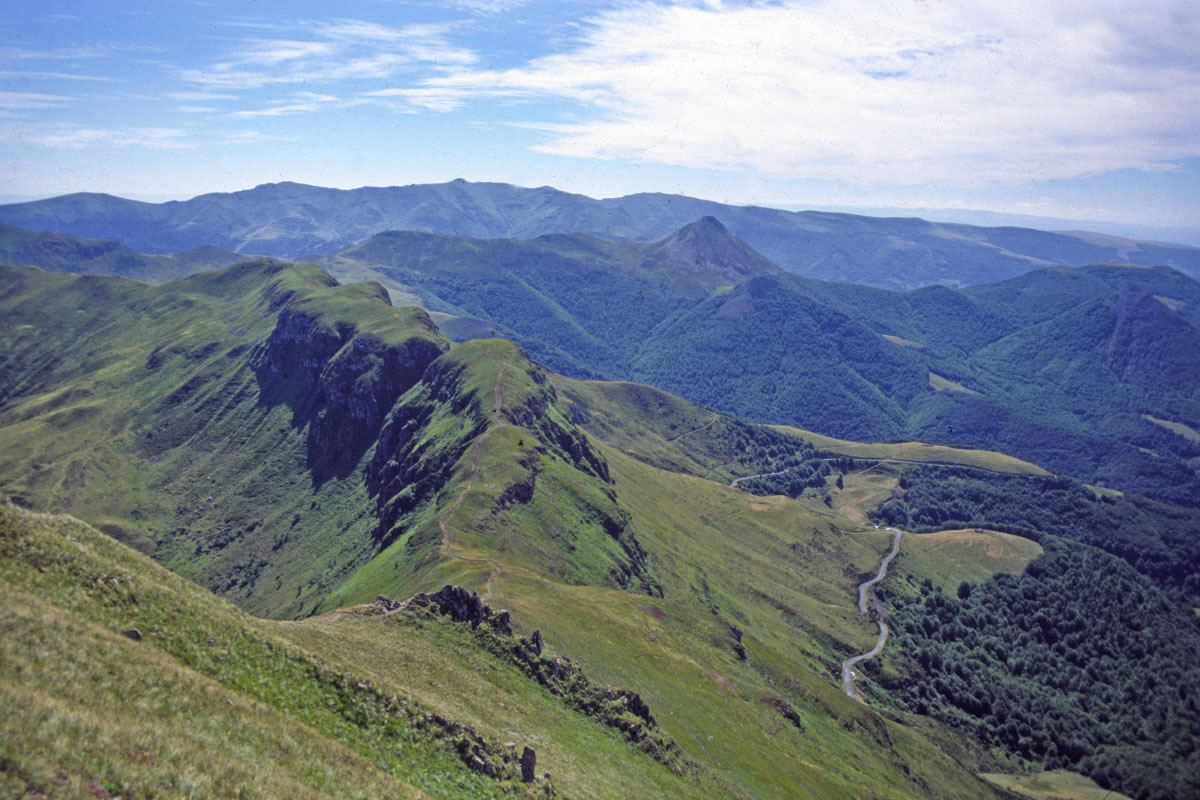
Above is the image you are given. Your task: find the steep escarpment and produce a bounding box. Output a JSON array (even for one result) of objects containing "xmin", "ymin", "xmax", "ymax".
[
  {"xmin": 1, "ymin": 261, "xmax": 660, "ymax": 615},
  {"xmin": 345, "ymin": 338, "xmax": 659, "ymax": 602},
  {"xmin": 365, "ymin": 355, "xmax": 488, "ymax": 550},
  {"xmin": 256, "ymin": 302, "xmax": 447, "ymax": 481},
  {"xmin": 0, "ymin": 262, "xmax": 451, "ymax": 616}
]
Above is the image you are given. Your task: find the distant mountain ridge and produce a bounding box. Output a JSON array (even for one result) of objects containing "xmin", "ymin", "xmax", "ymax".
[
  {"xmin": 2, "ymin": 179, "xmax": 1198, "ymax": 290},
  {"xmin": 0, "ymin": 221, "xmax": 247, "ymax": 282},
  {"xmin": 2, "ymin": 211, "xmax": 1196, "ymax": 501}
]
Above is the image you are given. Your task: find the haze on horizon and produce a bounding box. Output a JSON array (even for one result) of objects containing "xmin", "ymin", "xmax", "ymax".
[{"xmin": 1, "ymin": 0, "xmax": 1198, "ymax": 233}]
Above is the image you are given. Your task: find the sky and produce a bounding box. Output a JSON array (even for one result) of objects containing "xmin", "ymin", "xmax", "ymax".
[{"xmin": 1, "ymin": 0, "xmax": 1198, "ymax": 230}]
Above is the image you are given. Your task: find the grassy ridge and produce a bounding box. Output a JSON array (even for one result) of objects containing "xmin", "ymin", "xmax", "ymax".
[
  {"xmin": 770, "ymin": 424, "xmax": 1050, "ymax": 475},
  {"xmin": 0, "ymin": 261, "xmax": 450, "ymax": 618}
]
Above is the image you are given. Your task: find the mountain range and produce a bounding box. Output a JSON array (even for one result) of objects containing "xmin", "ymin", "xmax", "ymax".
[
  {"xmin": 2, "ymin": 179, "xmax": 1199, "ymax": 290},
  {"xmin": 0, "ymin": 258, "xmax": 1025, "ymax": 799},
  {"xmin": 328, "ymin": 219, "xmax": 1200, "ymax": 505},
  {"xmin": 4, "ymin": 213, "xmax": 1198, "ymax": 504},
  {"xmin": 3, "ymin": 181, "xmax": 1200, "ymax": 800}
]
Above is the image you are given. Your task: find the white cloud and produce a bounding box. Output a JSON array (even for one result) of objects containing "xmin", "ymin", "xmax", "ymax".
[
  {"xmin": 397, "ymin": 0, "xmax": 1200, "ymax": 186},
  {"xmin": 166, "ymin": 91, "xmax": 237, "ymax": 101},
  {"xmin": 227, "ymin": 102, "xmax": 322, "ymax": 119},
  {"xmin": 2, "ymin": 125, "xmax": 191, "ymax": 149},
  {"xmin": 0, "ymin": 91, "xmax": 72, "ymax": 110},
  {"xmin": 365, "ymin": 87, "xmax": 475, "ymax": 112},
  {"xmin": 225, "ymin": 91, "xmax": 340, "ymax": 119},
  {"xmin": 180, "ymin": 18, "xmax": 475, "ymax": 90},
  {"xmin": 220, "ymin": 130, "xmax": 287, "ymax": 145},
  {"xmin": 0, "ymin": 70, "xmax": 113, "ymax": 82},
  {"xmin": 446, "ymin": 0, "xmax": 533, "ymax": 15}
]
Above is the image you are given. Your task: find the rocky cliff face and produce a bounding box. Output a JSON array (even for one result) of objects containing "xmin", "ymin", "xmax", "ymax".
[
  {"xmin": 365, "ymin": 356, "xmax": 486, "ymax": 547},
  {"xmin": 502, "ymin": 363, "xmax": 610, "ymax": 483},
  {"xmin": 255, "ymin": 307, "xmax": 447, "ymax": 481}
]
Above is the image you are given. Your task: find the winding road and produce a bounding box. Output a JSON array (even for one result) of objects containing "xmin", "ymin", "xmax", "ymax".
[
  {"xmin": 841, "ymin": 529, "xmax": 903, "ymax": 700},
  {"xmin": 728, "ymin": 470, "xmax": 787, "ymax": 488}
]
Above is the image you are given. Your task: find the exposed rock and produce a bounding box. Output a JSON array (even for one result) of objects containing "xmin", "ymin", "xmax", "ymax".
[
  {"xmin": 407, "ymin": 584, "xmax": 512, "ymax": 634},
  {"xmin": 730, "ymin": 624, "xmax": 747, "ymax": 661},
  {"xmin": 764, "ymin": 693, "xmax": 805, "ymax": 731},
  {"xmin": 494, "ymin": 452, "xmax": 540, "ymax": 510},
  {"xmin": 375, "ymin": 595, "xmax": 402, "ymax": 612},
  {"xmin": 364, "ymin": 358, "xmax": 484, "ymax": 548},
  {"xmin": 402, "ymin": 585, "xmax": 692, "ymax": 773},
  {"xmin": 252, "ymin": 306, "xmax": 446, "ymax": 482},
  {"xmin": 121, "ymin": 628, "xmax": 142, "ymax": 642},
  {"xmin": 520, "ymin": 746, "xmax": 536, "ymax": 782}
]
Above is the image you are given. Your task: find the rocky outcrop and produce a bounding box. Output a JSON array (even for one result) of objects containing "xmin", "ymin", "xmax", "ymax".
[
  {"xmin": 503, "ymin": 365, "xmax": 610, "ymax": 483},
  {"xmin": 494, "ymin": 452, "xmax": 541, "ymax": 510},
  {"xmin": 253, "ymin": 306, "xmax": 446, "ymax": 482},
  {"xmin": 764, "ymin": 693, "xmax": 805, "ymax": 731},
  {"xmin": 406, "ymin": 584, "xmax": 512, "ymax": 634},
  {"xmin": 306, "ymin": 332, "xmax": 444, "ymax": 468},
  {"xmin": 597, "ymin": 507, "xmax": 660, "ymax": 596},
  {"xmin": 520, "ymin": 746, "xmax": 536, "ymax": 782},
  {"xmin": 397, "ymin": 584, "xmax": 692, "ymax": 774}
]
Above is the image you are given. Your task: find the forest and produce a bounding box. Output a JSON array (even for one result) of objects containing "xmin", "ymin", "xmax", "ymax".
[
  {"xmin": 871, "ymin": 466, "xmax": 1200, "ymax": 605},
  {"xmin": 880, "ymin": 544, "xmax": 1200, "ymax": 800}
]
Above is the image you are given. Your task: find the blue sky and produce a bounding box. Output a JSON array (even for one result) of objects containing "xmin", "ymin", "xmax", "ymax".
[{"xmin": 2, "ymin": 0, "xmax": 1198, "ymax": 229}]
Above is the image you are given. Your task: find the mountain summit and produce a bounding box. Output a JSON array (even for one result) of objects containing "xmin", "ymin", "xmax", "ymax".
[{"xmin": 645, "ymin": 216, "xmax": 780, "ymax": 283}]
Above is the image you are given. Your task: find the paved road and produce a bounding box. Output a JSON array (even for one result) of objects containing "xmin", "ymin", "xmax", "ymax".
[
  {"xmin": 841, "ymin": 529, "xmax": 903, "ymax": 700},
  {"xmin": 729, "ymin": 470, "xmax": 787, "ymax": 489}
]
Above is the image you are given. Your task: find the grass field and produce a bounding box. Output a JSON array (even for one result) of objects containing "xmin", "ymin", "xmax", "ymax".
[
  {"xmin": 980, "ymin": 770, "xmax": 1133, "ymax": 800},
  {"xmin": 770, "ymin": 425, "xmax": 1050, "ymax": 475},
  {"xmin": 896, "ymin": 529, "xmax": 1043, "ymax": 595},
  {"xmin": 1143, "ymin": 414, "xmax": 1200, "ymax": 444}
]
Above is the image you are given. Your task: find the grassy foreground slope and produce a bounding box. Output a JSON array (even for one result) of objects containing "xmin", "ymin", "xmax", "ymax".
[{"xmin": 0, "ymin": 502, "xmax": 497, "ymax": 799}]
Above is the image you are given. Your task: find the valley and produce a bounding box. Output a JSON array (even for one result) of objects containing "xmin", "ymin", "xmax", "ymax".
[{"xmin": 1, "ymin": 201, "xmax": 1197, "ymax": 800}]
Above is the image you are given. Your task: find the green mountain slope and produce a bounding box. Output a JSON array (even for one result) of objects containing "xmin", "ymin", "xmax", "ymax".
[
  {"xmin": 0, "ymin": 261, "xmax": 452, "ymax": 617},
  {"xmin": 6, "ymin": 215, "xmax": 1196, "ymax": 501},
  {"xmin": 329, "ymin": 227, "xmax": 1200, "ymax": 502},
  {"xmin": 0, "ymin": 501, "xmax": 701, "ymax": 800},
  {"xmin": 1, "ymin": 261, "xmax": 1036, "ymax": 799}
]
